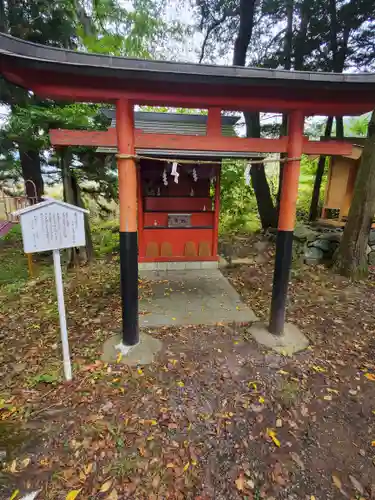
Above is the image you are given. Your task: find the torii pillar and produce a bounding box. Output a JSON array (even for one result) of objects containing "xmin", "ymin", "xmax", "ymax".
[
  {"xmin": 269, "ymin": 109, "xmax": 305, "ymax": 335},
  {"xmin": 116, "ymin": 99, "xmax": 139, "ymax": 346},
  {"xmin": 250, "ymin": 109, "xmax": 309, "ymax": 353}
]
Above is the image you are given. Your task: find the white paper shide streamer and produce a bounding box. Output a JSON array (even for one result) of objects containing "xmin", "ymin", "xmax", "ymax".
[
  {"xmin": 244, "ymin": 162, "xmax": 252, "ymax": 186},
  {"xmin": 171, "ymin": 161, "xmax": 179, "ymax": 184},
  {"xmin": 162, "ymin": 168, "xmax": 168, "ymax": 186},
  {"xmin": 192, "ymin": 167, "xmax": 198, "ymax": 182}
]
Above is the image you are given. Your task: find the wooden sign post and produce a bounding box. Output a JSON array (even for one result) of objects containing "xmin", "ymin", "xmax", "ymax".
[{"xmin": 13, "ymin": 199, "xmax": 89, "ymax": 381}]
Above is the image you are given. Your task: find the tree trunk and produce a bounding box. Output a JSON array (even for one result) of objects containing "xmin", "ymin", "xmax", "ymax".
[
  {"xmin": 245, "ymin": 112, "xmax": 278, "ymax": 229},
  {"xmin": 0, "ymin": 0, "xmax": 6, "ymax": 33},
  {"xmin": 73, "ymin": 174, "xmax": 94, "ymax": 262},
  {"xmin": 19, "ymin": 148, "xmax": 44, "ymax": 201},
  {"xmin": 61, "ymin": 148, "xmax": 94, "ymax": 266},
  {"xmin": 309, "ymin": 116, "xmax": 333, "ymax": 221},
  {"xmin": 232, "ymin": 0, "xmax": 257, "ymax": 66},
  {"xmin": 294, "ymin": 0, "xmax": 309, "ymax": 70},
  {"xmin": 333, "ymin": 110, "xmax": 375, "ymax": 279},
  {"xmin": 336, "ymin": 116, "xmax": 344, "ymax": 138}
]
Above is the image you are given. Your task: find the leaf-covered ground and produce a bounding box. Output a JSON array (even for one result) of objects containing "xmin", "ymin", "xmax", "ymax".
[{"xmin": 0, "ymin": 235, "xmax": 375, "ymax": 500}]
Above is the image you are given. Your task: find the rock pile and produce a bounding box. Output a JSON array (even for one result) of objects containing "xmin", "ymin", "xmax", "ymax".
[{"xmin": 292, "ymin": 225, "xmax": 375, "ymax": 266}]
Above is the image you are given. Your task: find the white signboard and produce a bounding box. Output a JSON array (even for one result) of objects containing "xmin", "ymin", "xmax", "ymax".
[
  {"xmin": 13, "ymin": 200, "xmax": 89, "ymax": 381},
  {"xmin": 15, "ymin": 199, "xmax": 87, "ymax": 254}
]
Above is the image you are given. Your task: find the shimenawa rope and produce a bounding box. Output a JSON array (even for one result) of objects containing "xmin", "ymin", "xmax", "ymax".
[{"xmin": 115, "ymin": 153, "xmax": 301, "ymax": 165}]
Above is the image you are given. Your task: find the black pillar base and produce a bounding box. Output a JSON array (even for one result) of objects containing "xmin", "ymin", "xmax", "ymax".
[
  {"xmin": 269, "ymin": 230, "xmax": 294, "ymax": 335},
  {"xmin": 120, "ymin": 231, "xmax": 139, "ymax": 345}
]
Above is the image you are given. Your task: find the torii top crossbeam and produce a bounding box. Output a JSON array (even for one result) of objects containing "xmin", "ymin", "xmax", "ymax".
[
  {"xmin": 1, "ymin": 33, "xmax": 375, "ymax": 348},
  {"xmin": 1, "ymin": 33, "xmax": 375, "ymax": 115}
]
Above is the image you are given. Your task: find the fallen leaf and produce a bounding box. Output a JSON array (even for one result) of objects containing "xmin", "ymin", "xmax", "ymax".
[
  {"xmin": 183, "ymin": 462, "xmax": 190, "ymax": 472},
  {"xmin": 267, "ymin": 428, "xmax": 281, "ymax": 447},
  {"xmin": 246, "ymin": 478, "xmax": 255, "ymax": 489},
  {"xmin": 327, "ymin": 388, "xmax": 339, "ymax": 394},
  {"xmin": 177, "ymin": 381, "xmax": 185, "ymax": 387},
  {"xmin": 66, "ymin": 490, "xmax": 82, "ymax": 500},
  {"xmin": 84, "ymin": 463, "xmax": 93, "ymax": 475},
  {"xmin": 349, "ymin": 475, "xmax": 364, "ymax": 495},
  {"xmin": 152, "ymin": 474, "xmax": 160, "ymax": 489},
  {"xmin": 9, "ymin": 490, "xmax": 19, "ymax": 500},
  {"xmin": 312, "ymin": 365, "xmax": 327, "ymax": 373},
  {"xmin": 332, "ymin": 474, "xmax": 342, "ymax": 490},
  {"xmin": 235, "ymin": 474, "xmax": 245, "ymax": 491},
  {"xmin": 364, "ymin": 373, "xmax": 375, "ymax": 381},
  {"xmin": 106, "ymin": 489, "xmax": 118, "ymax": 500},
  {"xmin": 21, "ymin": 458, "xmax": 30, "ymax": 469},
  {"xmin": 290, "ymin": 452, "xmax": 305, "ymax": 470},
  {"xmin": 100, "ymin": 480, "xmax": 113, "ymax": 493}
]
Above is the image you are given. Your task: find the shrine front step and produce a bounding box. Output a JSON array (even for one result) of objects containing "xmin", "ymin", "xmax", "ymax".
[{"xmin": 139, "ymin": 261, "xmax": 218, "ymax": 271}]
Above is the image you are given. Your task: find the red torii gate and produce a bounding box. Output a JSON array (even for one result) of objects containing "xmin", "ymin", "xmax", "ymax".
[{"xmin": 1, "ymin": 33, "xmax": 375, "ymax": 348}]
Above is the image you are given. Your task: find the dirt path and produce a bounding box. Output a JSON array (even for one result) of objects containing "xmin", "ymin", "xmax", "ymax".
[{"xmin": 0, "ymin": 252, "xmax": 374, "ymax": 499}]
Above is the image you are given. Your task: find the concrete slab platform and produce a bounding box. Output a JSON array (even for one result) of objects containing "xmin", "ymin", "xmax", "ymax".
[
  {"xmin": 102, "ymin": 332, "xmax": 162, "ymax": 365},
  {"xmin": 139, "ymin": 269, "xmax": 257, "ymax": 327},
  {"xmin": 248, "ymin": 321, "xmax": 309, "ymax": 355}
]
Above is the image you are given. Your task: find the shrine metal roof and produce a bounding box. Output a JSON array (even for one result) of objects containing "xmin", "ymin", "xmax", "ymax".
[{"xmin": 97, "ymin": 111, "xmax": 260, "ymax": 158}]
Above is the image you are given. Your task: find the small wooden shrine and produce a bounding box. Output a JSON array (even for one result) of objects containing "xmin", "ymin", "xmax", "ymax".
[{"xmin": 320, "ymin": 139, "xmax": 368, "ymax": 225}]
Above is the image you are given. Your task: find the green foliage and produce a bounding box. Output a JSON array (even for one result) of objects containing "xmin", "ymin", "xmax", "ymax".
[
  {"xmin": 220, "ymin": 160, "xmax": 261, "ymax": 233},
  {"xmin": 219, "ymin": 154, "xmax": 326, "ymax": 233},
  {"xmin": 347, "ymin": 114, "xmax": 370, "ymax": 137},
  {"xmin": 30, "ymin": 372, "xmax": 60, "ymax": 386},
  {"xmin": 0, "ymin": 0, "xmax": 181, "ymax": 206},
  {"xmin": 91, "ymin": 219, "xmax": 120, "ymax": 256},
  {"xmin": 296, "ymin": 155, "xmax": 327, "ymax": 222}
]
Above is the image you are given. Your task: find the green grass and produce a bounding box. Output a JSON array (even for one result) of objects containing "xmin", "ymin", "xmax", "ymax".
[{"xmin": 0, "ymin": 225, "xmax": 30, "ymax": 287}]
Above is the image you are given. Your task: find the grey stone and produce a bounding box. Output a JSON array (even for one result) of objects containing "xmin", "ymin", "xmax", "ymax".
[
  {"xmin": 371, "ymin": 245, "xmax": 375, "ymax": 251},
  {"xmin": 368, "ymin": 251, "xmax": 375, "ymax": 266},
  {"xmin": 218, "ymin": 256, "xmax": 229, "ymax": 268},
  {"xmin": 102, "ymin": 332, "xmax": 163, "ymax": 366},
  {"xmin": 309, "ymin": 239, "xmax": 334, "ymax": 253},
  {"xmin": 248, "ymin": 322, "xmax": 309, "ymax": 355},
  {"xmin": 0, "ymin": 450, "xmax": 6, "ymax": 462},
  {"xmin": 293, "ymin": 225, "xmax": 317, "ymax": 242},
  {"xmin": 319, "ymin": 232, "xmax": 342, "ymax": 242},
  {"xmin": 369, "ymin": 229, "xmax": 375, "ymax": 244},
  {"xmin": 367, "ymin": 245, "xmax": 372, "ymax": 255},
  {"xmin": 254, "ymin": 240, "xmax": 268, "ymax": 252},
  {"xmin": 304, "ymin": 246, "xmax": 324, "ymax": 261},
  {"xmin": 231, "ymin": 257, "xmax": 254, "ymax": 265}
]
